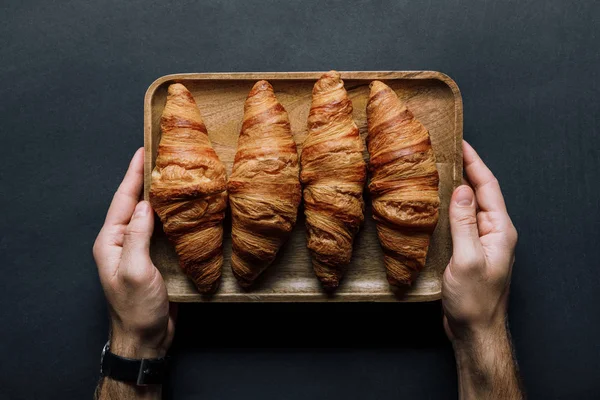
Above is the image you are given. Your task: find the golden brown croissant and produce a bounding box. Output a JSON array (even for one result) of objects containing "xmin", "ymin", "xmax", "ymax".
[
  {"xmin": 227, "ymin": 80, "xmax": 301, "ymax": 288},
  {"xmin": 149, "ymin": 83, "xmax": 228, "ymax": 293},
  {"xmin": 366, "ymin": 80, "xmax": 440, "ymax": 287},
  {"xmin": 300, "ymin": 71, "xmax": 366, "ymax": 289}
]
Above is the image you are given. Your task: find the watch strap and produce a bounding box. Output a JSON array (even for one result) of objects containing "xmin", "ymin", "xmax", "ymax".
[{"xmin": 100, "ymin": 342, "xmax": 167, "ymax": 385}]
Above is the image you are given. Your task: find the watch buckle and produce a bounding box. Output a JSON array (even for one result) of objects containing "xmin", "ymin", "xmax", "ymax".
[{"xmin": 136, "ymin": 359, "xmax": 150, "ymax": 386}]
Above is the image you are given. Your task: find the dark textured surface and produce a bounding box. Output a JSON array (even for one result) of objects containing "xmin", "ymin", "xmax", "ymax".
[{"xmin": 1, "ymin": 0, "xmax": 599, "ymax": 399}]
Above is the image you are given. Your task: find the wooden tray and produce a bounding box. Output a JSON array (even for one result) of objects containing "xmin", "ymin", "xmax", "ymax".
[{"xmin": 144, "ymin": 71, "xmax": 463, "ymax": 302}]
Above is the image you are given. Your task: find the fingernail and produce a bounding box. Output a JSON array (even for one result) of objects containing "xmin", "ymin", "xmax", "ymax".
[
  {"xmin": 134, "ymin": 201, "xmax": 149, "ymax": 217},
  {"xmin": 455, "ymin": 186, "xmax": 473, "ymax": 207}
]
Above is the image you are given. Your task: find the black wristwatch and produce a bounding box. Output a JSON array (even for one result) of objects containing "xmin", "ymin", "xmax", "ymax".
[{"xmin": 99, "ymin": 341, "xmax": 168, "ymax": 386}]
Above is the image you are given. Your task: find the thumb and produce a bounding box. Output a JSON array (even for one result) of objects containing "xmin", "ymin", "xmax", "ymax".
[
  {"xmin": 449, "ymin": 185, "xmax": 483, "ymax": 267},
  {"xmin": 119, "ymin": 201, "xmax": 156, "ymax": 282},
  {"xmin": 122, "ymin": 201, "xmax": 154, "ymax": 254}
]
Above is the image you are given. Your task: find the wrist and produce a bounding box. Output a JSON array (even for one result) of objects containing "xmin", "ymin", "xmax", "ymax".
[
  {"xmin": 109, "ymin": 331, "xmax": 168, "ymax": 359},
  {"xmin": 456, "ymin": 323, "xmax": 506, "ymax": 346},
  {"xmin": 449, "ymin": 314, "xmax": 508, "ymax": 349},
  {"xmin": 98, "ymin": 338, "xmax": 169, "ymax": 393}
]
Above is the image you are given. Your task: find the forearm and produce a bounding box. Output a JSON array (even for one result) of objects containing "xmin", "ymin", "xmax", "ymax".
[
  {"xmin": 95, "ymin": 378, "xmax": 161, "ymax": 400},
  {"xmin": 453, "ymin": 323, "xmax": 523, "ymax": 400}
]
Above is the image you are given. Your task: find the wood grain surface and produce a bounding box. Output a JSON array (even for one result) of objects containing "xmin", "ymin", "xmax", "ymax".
[{"xmin": 143, "ymin": 71, "xmax": 463, "ymax": 302}]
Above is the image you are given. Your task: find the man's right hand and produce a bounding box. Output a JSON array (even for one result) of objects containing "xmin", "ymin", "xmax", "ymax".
[{"xmin": 442, "ymin": 141, "xmax": 523, "ymax": 399}]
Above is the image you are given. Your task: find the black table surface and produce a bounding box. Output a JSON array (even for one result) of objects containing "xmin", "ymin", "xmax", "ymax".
[{"xmin": 2, "ymin": 1, "xmax": 599, "ymax": 399}]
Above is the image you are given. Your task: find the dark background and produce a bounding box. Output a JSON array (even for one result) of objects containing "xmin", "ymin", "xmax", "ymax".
[{"xmin": 1, "ymin": 0, "xmax": 599, "ymax": 399}]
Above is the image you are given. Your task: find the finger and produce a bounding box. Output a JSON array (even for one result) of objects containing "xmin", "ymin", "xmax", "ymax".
[
  {"xmin": 105, "ymin": 147, "xmax": 145, "ymax": 227},
  {"xmin": 449, "ymin": 185, "xmax": 485, "ymax": 269},
  {"xmin": 463, "ymin": 141, "xmax": 507, "ymax": 213},
  {"xmin": 119, "ymin": 201, "xmax": 155, "ymax": 282},
  {"xmin": 460, "ymin": 176, "xmax": 482, "ymax": 214}
]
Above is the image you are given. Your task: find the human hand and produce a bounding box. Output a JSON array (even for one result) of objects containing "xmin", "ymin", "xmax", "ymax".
[
  {"xmin": 93, "ymin": 148, "xmax": 176, "ymax": 359},
  {"xmin": 442, "ymin": 141, "xmax": 518, "ymax": 344}
]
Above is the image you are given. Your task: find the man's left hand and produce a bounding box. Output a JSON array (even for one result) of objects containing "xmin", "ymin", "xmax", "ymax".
[{"xmin": 93, "ymin": 147, "xmax": 176, "ymax": 359}]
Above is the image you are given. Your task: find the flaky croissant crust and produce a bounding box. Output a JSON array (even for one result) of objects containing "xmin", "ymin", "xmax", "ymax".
[
  {"xmin": 149, "ymin": 83, "xmax": 228, "ymax": 293},
  {"xmin": 366, "ymin": 80, "xmax": 440, "ymax": 286},
  {"xmin": 228, "ymin": 80, "xmax": 301, "ymax": 287},
  {"xmin": 301, "ymin": 70, "xmax": 366, "ymax": 289}
]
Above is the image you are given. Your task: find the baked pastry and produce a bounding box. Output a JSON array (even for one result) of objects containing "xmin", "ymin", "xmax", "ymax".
[
  {"xmin": 149, "ymin": 83, "xmax": 228, "ymax": 293},
  {"xmin": 366, "ymin": 80, "xmax": 440, "ymax": 286},
  {"xmin": 300, "ymin": 71, "xmax": 366, "ymax": 289},
  {"xmin": 228, "ymin": 80, "xmax": 301, "ymax": 287}
]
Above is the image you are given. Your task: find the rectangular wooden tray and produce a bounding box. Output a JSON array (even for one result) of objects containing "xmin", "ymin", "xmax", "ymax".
[{"xmin": 144, "ymin": 71, "xmax": 463, "ymax": 302}]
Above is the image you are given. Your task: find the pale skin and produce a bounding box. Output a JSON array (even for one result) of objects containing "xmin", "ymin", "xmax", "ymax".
[
  {"xmin": 93, "ymin": 148, "xmax": 176, "ymax": 400},
  {"xmin": 93, "ymin": 141, "xmax": 523, "ymax": 399},
  {"xmin": 443, "ymin": 141, "xmax": 523, "ymax": 399}
]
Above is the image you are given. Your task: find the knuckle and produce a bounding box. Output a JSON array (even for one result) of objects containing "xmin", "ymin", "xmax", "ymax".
[
  {"xmin": 124, "ymin": 224, "xmax": 148, "ymax": 240},
  {"xmin": 502, "ymin": 223, "xmax": 518, "ymax": 248},
  {"xmin": 478, "ymin": 177, "xmax": 499, "ymax": 191},
  {"xmin": 92, "ymin": 235, "xmax": 103, "ymax": 260},
  {"xmin": 456, "ymin": 253, "xmax": 486, "ymax": 273},
  {"xmin": 454, "ymin": 212, "xmax": 477, "ymax": 227},
  {"xmin": 509, "ymin": 224, "xmax": 519, "ymax": 244},
  {"xmin": 92, "ymin": 240, "xmax": 99, "ymax": 259},
  {"xmin": 118, "ymin": 250, "xmax": 157, "ymax": 287},
  {"xmin": 120, "ymin": 267, "xmax": 152, "ymax": 287},
  {"xmin": 124, "ymin": 224, "xmax": 141, "ymax": 236}
]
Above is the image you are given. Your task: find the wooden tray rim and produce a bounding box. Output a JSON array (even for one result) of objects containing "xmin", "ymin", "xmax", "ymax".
[{"xmin": 143, "ymin": 70, "xmax": 463, "ymax": 303}]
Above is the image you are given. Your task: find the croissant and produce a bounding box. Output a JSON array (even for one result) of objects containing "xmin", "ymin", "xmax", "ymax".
[
  {"xmin": 300, "ymin": 71, "xmax": 366, "ymax": 289},
  {"xmin": 149, "ymin": 83, "xmax": 228, "ymax": 293},
  {"xmin": 228, "ymin": 80, "xmax": 301, "ymax": 287},
  {"xmin": 366, "ymin": 81, "xmax": 440, "ymax": 287}
]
